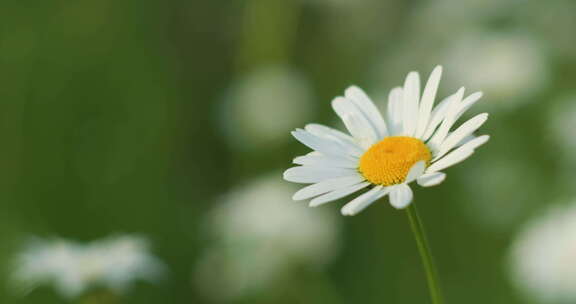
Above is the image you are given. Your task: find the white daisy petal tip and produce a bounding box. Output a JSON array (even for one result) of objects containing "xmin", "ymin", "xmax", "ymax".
[
  {"xmin": 390, "ymin": 86, "xmax": 403, "ymax": 95},
  {"xmin": 340, "ymin": 207, "xmax": 355, "ymax": 216},
  {"xmin": 331, "ymin": 96, "xmax": 347, "ymax": 106},
  {"xmin": 292, "ymin": 175, "xmax": 365, "ymax": 202},
  {"xmin": 308, "ymin": 182, "xmax": 370, "ymax": 208},
  {"xmin": 427, "ymin": 148, "xmax": 474, "ymax": 173},
  {"xmin": 292, "ymin": 156, "xmax": 304, "ymax": 165},
  {"xmin": 292, "ymin": 195, "xmax": 304, "ymax": 201},
  {"xmin": 481, "ymin": 134, "xmax": 490, "ymax": 142},
  {"xmin": 417, "ymin": 172, "xmax": 446, "ymax": 187},
  {"xmin": 340, "ymin": 186, "xmax": 388, "ymax": 216},
  {"xmin": 471, "ymin": 134, "xmax": 490, "ymax": 150},
  {"xmin": 454, "ymin": 87, "xmax": 467, "ymax": 103},
  {"xmin": 282, "ymin": 168, "xmax": 295, "ymax": 182},
  {"xmin": 344, "ymin": 85, "xmax": 362, "ymax": 95},
  {"xmin": 341, "ymin": 209, "xmax": 359, "ymax": 216},
  {"xmin": 292, "ymin": 190, "xmax": 307, "ymax": 201},
  {"xmin": 432, "ymin": 65, "xmax": 443, "ymax": 73},
  {"xmin": 415, "ymin": 66, "xmax": 443, "ymax": 139},
  {"xmin": 290, "ymin": 129, "xmax": 304, "ymax": 139},
  {"xmin": 389, "ymin": 184, "xmax": 413, "ymax": 209},
  {"xmin": 432, "ymin": 112, "xmax": 490, "ymax": 161},
  {"xmin": 407, "ymin": 71, "xmax": 420, "ymax": 81},
  {"xmin": 308, "ymin": 201, "xmax": 321, "ymax": 207}
]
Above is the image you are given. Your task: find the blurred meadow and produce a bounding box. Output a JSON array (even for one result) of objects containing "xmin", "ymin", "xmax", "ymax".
[{"xmin": 1, "ymin": 0, "xmax": 575, "ymax": 303}]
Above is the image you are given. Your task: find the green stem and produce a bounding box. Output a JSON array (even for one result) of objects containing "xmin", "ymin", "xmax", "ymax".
[{"xmin": 406, "ymin": 203, "xmax": 444, "ymax": 304}]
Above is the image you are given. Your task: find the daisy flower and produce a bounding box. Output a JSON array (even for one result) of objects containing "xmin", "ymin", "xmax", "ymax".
[
  {"xmin": 509, "ymin": 202, "xmax": 576, "ymax": 303},
  {"xmin": 284, "ymin": 66, "xmax": 489, "ymax": 215},
  {"xmin": 194, "ymin": 174, "xmax": 340, "ymax": 301},
  {"xmin": 12, "ymin": 235, "xmax": 165, "ymax": 299}
]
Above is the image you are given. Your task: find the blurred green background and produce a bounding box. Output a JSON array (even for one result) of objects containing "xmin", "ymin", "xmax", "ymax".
[{"xmin": 1, "ymin": 0, "xmax": 575, "ymax": 303}]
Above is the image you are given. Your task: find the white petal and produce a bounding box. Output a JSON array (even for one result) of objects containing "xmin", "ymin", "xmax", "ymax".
[
  {"xmin": 309, "ymin": 182, "xmax": 370, "ymax": 207},
  {"xmin": 341, "ymin": 186, "xmax": 390, "ymax": 216},
  {"xmin": 345, "ymin": 86, "xmax": 389, "ymax": 138},
  {"xmin": 305, "ymin": 123, "xmax": 354, "ymax": 143},
  {"xmin": 427, "ymin": 148, "xmax": 474, "ymax": 173},
  {"xmin": 417, "ymin": 172, "xmax": 446, "ymax": 187},
  {"xmin": 447, "ymin": 134, "xmax": 490, "ymax": 158},
  {"xmin": 292, "ymin": 129, "xmax": 352, "ymax": 157},
  {"xmin": 293, "ymin": 174, "xmax": 365, "ymax": 200},
  {"xmin": 455, "ymin": 134, "xmax": 476, "ymax": 148},
  {"xmin": 304, "ymin": 124, "xmax": 363, "ymax": 157},
  {"xmin": 387, "ymin": 87, "xmax": 403, "ymax": 135},
  {"xmin": 283, "ymin": 166, "xmax": 357, "ymax": 183},
  {"xmin": 433, "ymin": 92, "xmax": 483, "ymax": 147},
  {"xmin": 292, "ymin": 154, "xmax": 358, "ymax": 168},
  {"xmin": 461, "ymin": 134, "xmax": 490, "ymax": 150},
  {"xmin": 427, "ymin": 87, "xmax": 465, "ymax": 148},
  {"xmin": 428, "ymin": 90, "xmax": 482, "ymax": 151},
  {"xmin": 421, "ymin": 92, "xmax": 459, "ymax": 141},
  {"xmin": 389, "ymin": 184, "xmax": 413, "ymax": 209},
  {"xmin": 406, "ymin": 161, "xmax": 426, "ymax": 183},
  {"xmin": 454, "ymin": 91, "xmax": 483, "ymax": 120},
  {"xmin": 415, "ymin": 66, "xmax": 442, "ymax": 138},
  {"xmin": 446, "ymin": 134, "xmax": 490, "ymax": 155},
  {"xmin": 332, "ymin": 97, "xmax": 378, "ymax": 147},
  {"xmin": 402, "ymin": 72, "xmax": 421, "ymax": 137},
  {"xmin": 343, "ymin": 114, "xmax": 378, "ymax": 149},
  {"xmin": 433, "ymin": 113, "xmax": 489, "ymax": 161}
]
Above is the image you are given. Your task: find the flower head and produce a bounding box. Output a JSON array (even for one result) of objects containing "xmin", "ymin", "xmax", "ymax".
[
  {"xmin": 194, "ymin": 175, "xmax": 340, "ymax": 300},
  {"xmin": 509, "ymin": 202, "xmax": 576, "ymax": 303},
  {"xmin": 221, "ymin": 65, "xmax": 314, "ymax": 149},
  {"xmin": 12, "ymin": 235, "xmax": 165, "ymax": 299},
  {"xmin": 444, "ymin": 33, "xmax": 549, "ymax": 110},
  {"xmin": 284, "ymin": 66, "xmax": 489, "ymax": 215}
]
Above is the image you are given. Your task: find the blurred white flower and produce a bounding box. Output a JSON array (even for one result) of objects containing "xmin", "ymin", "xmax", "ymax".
[
  {"xmin": 443, "ymin": 32, "xmax": 550, "ymax": 110},
  {"xmin": 12, "ymin": 235, "xmax": 165, "ymax": 299},
  {"xmin": 220, "ymin": 65, "xmax": 314, "ymax": 149},
  {"xmin": 194, "ymin": 174, "xmax": 340, "ymax": 301},
  {"xmin": 509, "ymin": 202, "xmax": 576, "ymax": 303}
]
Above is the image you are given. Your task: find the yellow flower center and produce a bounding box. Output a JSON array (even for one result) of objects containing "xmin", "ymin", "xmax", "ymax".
[{"xmin": 359, "ymin": 136, "xmax": 432, "ymax": 186}]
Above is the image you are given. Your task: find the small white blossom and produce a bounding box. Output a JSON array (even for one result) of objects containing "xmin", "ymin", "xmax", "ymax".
[
  {"xmin": 509, "ymin": 202, "xmax": 576, "ymax": 303},
  {"xmin": 220, "ymin": 65, "xmax": 314, "ymax": 149},
  {"xmin": 444, "ymin": 32, "xmax": 549, "ymax": 110},
  {"xmin": 194, "ymin": 174, "xmax": 340, "ymax": 301},
  {"xmin": 12, "ymin": 235, "xmax": 165, "ymax": 299}
]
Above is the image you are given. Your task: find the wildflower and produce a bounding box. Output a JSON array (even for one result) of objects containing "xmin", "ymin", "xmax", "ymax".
[
  {"xmin": 195, "ymin": 175, "xmax": 340, "ymax": 300},
  {"xmin": 509, "ymin": 203, "xmax": 576, "ymax": 303},
  {"xmin": 12, "ymin": 235, "xmax": 165, "ymax": 299},
  {"xmin": 284, "ymin": 66, "xmax": 489, "ymax": 215}
]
